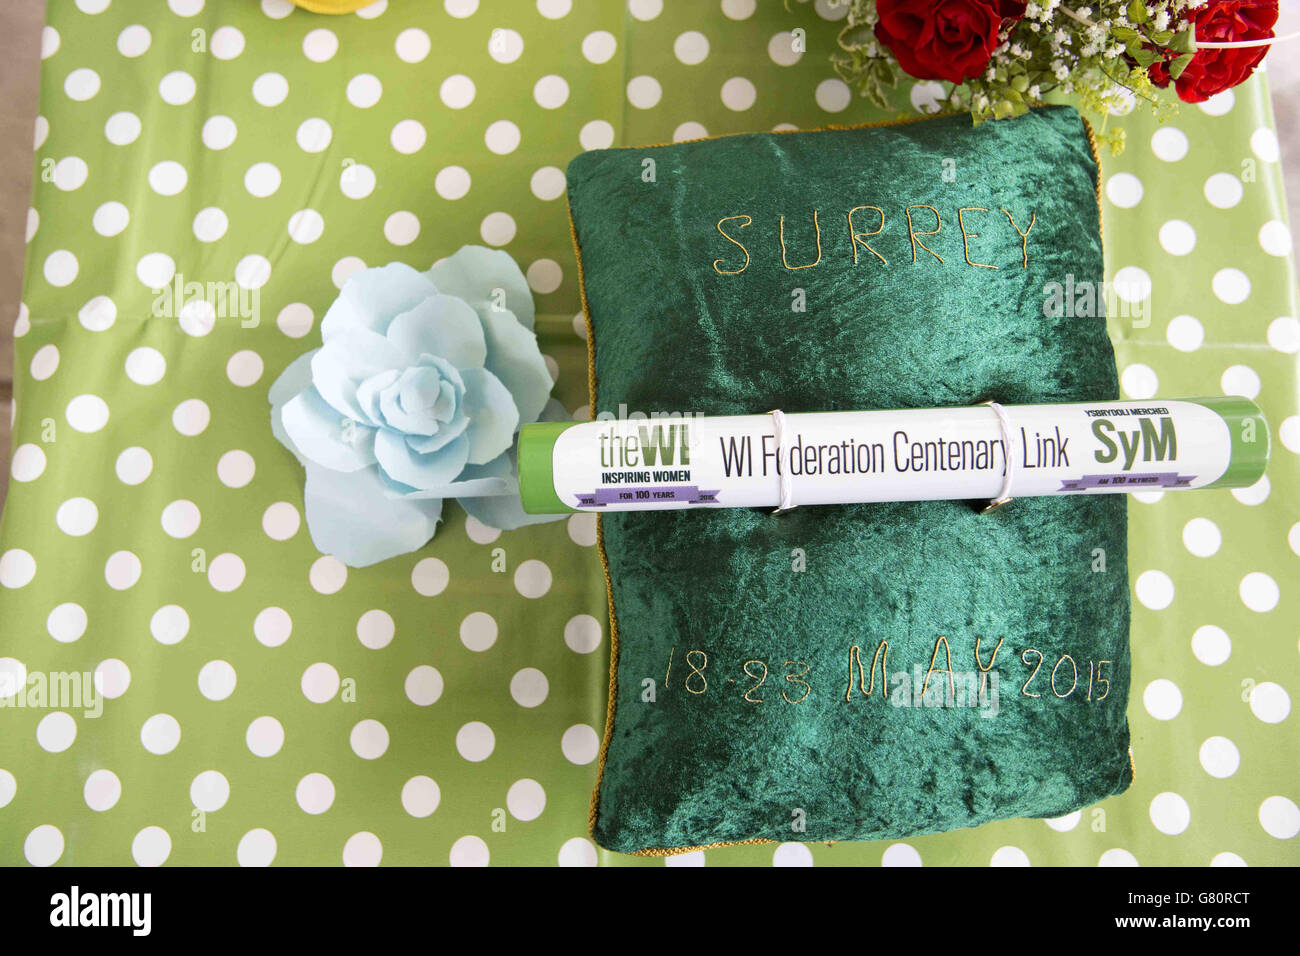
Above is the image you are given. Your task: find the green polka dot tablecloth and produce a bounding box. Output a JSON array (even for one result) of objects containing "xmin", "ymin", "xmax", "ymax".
[{"xmin": 1, "ymin": 0, "xmax": 1296, "ymax": 867}]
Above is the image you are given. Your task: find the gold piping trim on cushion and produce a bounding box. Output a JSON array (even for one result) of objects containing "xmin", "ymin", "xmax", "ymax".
[{"xmin": 567, "ymin": 106, "xmax": 1106, "ymax": 858}]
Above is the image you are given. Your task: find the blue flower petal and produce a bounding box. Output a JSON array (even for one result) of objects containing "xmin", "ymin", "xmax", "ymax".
[
  {"xmin": 269, "ymin": 350, "xmax": 317, "ymax": 460},
  {"xmin": 426, "ymin": 245, "xmax": 535, "ymax": 331},
  {"xmin": 374, "ymin": 427, "xmax": 470, "ymax": 491},
  {"xmin": 320, "ymin": 263, "xmax": 439, "ymax": 340},
  {"xmin": 386, "ymin": 295, "xmax": 488, "ymax": 370},
  {"xmin": 311, "ymin": 327, "xmax": 407, "ymax": 421},
  {"xmin": 355, "ymin": 369, "xmax": 401, "ymax": 425},
  {"xmin": 303, "ymin": 462, "xmax": 443, "ymax": 568},
  {"xmin": 282, "ymin": 387, "xmax": 378, "ymax": 472},
  {"xmin": 479, "ymin": 308, "xmax": 554, "ymax": 427},
  {"xmin": 459, "ymin": 367, "xmax": 519, "ymax": 465}
]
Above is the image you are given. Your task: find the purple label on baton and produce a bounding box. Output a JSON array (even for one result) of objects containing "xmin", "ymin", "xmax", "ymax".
[
  {"xmin": 1060, "ymin": 472, "xmax": 1196, "ymax": 490},
  {"xmin": 575, "ymin": 486, "xmax": 721, "ymax": 507}
]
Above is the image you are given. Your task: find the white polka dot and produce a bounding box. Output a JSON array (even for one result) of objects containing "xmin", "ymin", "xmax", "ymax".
[
  {"xmin": 1192, "ymin": 625, "xmax": 1231, "ymax": 666},
  {"xmin": 561, "ymin": 724, "xmax": 599, "ymax": 764},
  {"xmin": 1149, "ymin": 792, "xmax": 1191, "ymax": 835},
  {"xmin": 105, "ymin": 111, "xmax": 142, "ymax": 145},
  {"xmin": 1165, "ymin": 315, "xmax": 1204, "ymax": 352},
  {"xmin": 190, "ymin": 770, "xmax": 230, "ymax": 812},
  {"xmin": 1158, "ymin": 219, "xmax": 1195, "ymax": 255},
  {"xmin": 197, "ymin": 660, "xmax": 237, "ymax": 701},
  {"xmin": 1239, "ymin": 571, "xmax": 1279, "ymax": 612},
  {"xmin": 514, "ymin": 559, "xmax": 551, "ymax": 598},
  {"xmin": 1098, "ymin": 848, "xmax": 1139, "ymax": 866},
  {"xmin": 201, "ymin": 115, "xmax": 237, "ymax": 150},
  {"xmin": 307, "ymin": 555, "xmax": 346, "ymax": 594},
  {"xmin": 433, "ymin": 165, "xmax": 471, "ymax": 201},
  {"xmin": 1259, "ymin": 796, "xmax": 1300, "ymax": 839},
  {"xmin": 439, "ymin": 74, "xmax": 476, "ymax": 111},
  {"xmin": 347, "ymin": 73, "xmax": 382, "ymax": 108},
  {"xmin": 1198, "ymin": 89, "xmax": 1235, "ymax": 116},
  {"xmin": 237, "ymin": 829, "xmax": 277, "ymax": 866},
  {"xmin": 533, "ymin": 74, "xmax": 569, "ymax": 109},
  {"xmin": 36, "ymin": 712, "xmax": 76, "ymax": 752},
  {"xmin": 1251, "ymin": 127, "xmax": 1280, "ymax": 162},
  {"xmin": 1210, "ymin": 852, "xmax": 1247, "ymax": 867},
  {"xmin": 254, "ymin": 607, "xmax": 292, "ymax": 647},
  {"xmin": 296, "ymin": 117, "xmax": 332, "ymax": 152},
  {"xmin": 136, "ymin": 252, "xmax": 176, "ymax": 289},
  {"xmin": 1045, "ymin": 810, "xmax": 1082, "ymax": 832},
  {"xmin": 489, "ymin": 27, "xmax": 524, "ymax": 63},
  {"xmin": 226, "ymin": 350, "xmax": 264, "ymax": 387},
  {"xmin": 390, "ymin": 119, "xmax": 426, "ymax": 156},
  {"xmin": 815, "ymin": 77, "xmax": 851, "ymax": 112},
  {"xmin": 350, "ymin": 720, "xmax": 389, "ymax": 760},
  {"xmin": 1144, "ymin": 678, "xmax": 1183, "ymax": 720},
  {"xmin": 301, "ymin": 662, "xmax": 340, "ymax": 704},
  {"xmin": 0, "ymin": 658, "xmax": 25, "ymax": 697},
  {"xmin": 1249, "ymin": 682, "xmax": 1290, "ymax": 723},
  {"xmin": 236, "ymin": 252, "xmax": 270, "ymax": 289},
  {"xmin": 52, "ymin": 498, "xmax": 98, "ymax": 540},
  {"xmin": 396, "ymin": 27, "xmax": 430, "ymax": 62},
  {"xmin": 563, "ymin": 613, "xmax": 603, "ymax": 654},
  {"xmin": 1268, "ymin": 316, "xmax": 1300, "ymax": 353},
  {"xmin": 464, "ymin": 515, "xmax": 501, "ymax": 544},
  {"xmin": 244, "ymin": 162, "xmax": 281, "ymax": 198},
  {"xmin": 1181, "ymin": 518, "xmax": 1220, "ymax": 557},
  {"xmin": 140, "ymin": 714, "xmax": 181, "ymax": 754},
  {"xmin": 47, "ymin": 602, "xmax": 88, "ymax": 643},
  {"xmin": 277, "ymin": 303, "xmax": 314, "ymax": 338},
  {"xmin": 296, "ymin": 773, "xmax": 335, "ymax": 814},
  {"xmin": 1259, "ymin": 220, "xmax": 1292, "ymax": 257},
  {"xmin": 384, "ymin": 211, "xmax": 420, "ymax": 246},
  {"xmin": 11, "ymin": 444, "xmax": 46, "ymax": 483},
  {"xmin": 402, "ymin": 776, "xmax": 440, "ymax": 817},
  {"xmin": 1121, "ymin": 363, "xmax": 1158, "ymax": 399},
  {"xmin": 25, "ymin": 207, "xmax": 37, "ymax": 242},
  {"xmin": 53, "ymin": 156, "xmax": 88, "ymax": 191},
  {"xmin": 104, "ymin": 551, "xmax": 142, "ymax": 590},
  {"xmin": 261, "ymin": 502, "xmax": 300, "ymax": 541},
  {"xmin": 116, "ymin": 447, "xmax": 153, "ymax": 485},
  {"xmin": 510, "ymin": 667, "xmax": 549, "ymax": 707},
  {"xmin": 507, "ymin": 779, "xmax": 546, "ymax": 820},
  {"xmin": 558, "ymin": 837, "xmax": 598, "ymax": 866},
  {"xmin": 1150, "ymin": 126, "xmax": 1188, "ymax": 162},
  {"xmin": 123, "ymin": 346, "xmax": 166, "ymax": 386},
  {"xmin": 169, "ymin": 0, "xmax": 205, "ymax": 15},
  {"xmin": 208, "ymin": 553, "xmax": 246, "ymax": 592},
  {"xmin": 78, "ymin": 295, "xmax": 117, "ymax": 332},
  {"xmin": 881, "ymin": 843, "xmax": 922, "ymax": 866},
  {"xmin": 1220, "ymin": 364, "xmax": 1261, "ymax": 400},
  {"xmin": 628, "ymin": 0, "xmax": 662, "ymax": 18},
  {"xmin": 150, "ymin": 605, "xmax": 189, "ymax": 645},
  {"xmin": 773, "ymin": 842, "xmax": 814, "ymax": 866},
  {"xmin": 405, "ymin": 665, "xmax": 444, "ymax": 706},
  {"xmin": 1106, "ymin": 172, "xmax": 1143, "ymax": 208},
  {"xmin": 41, "ymin": 25, "xmax": 59, "ymax": 59},
  {"xmin": 528, "ymin": 165, "xmax": 566, "ymax": 201},
  {"xmin": 990, "ymin": 845, "xmax": 1030, "ymax": 867},
  {"xmin": 459, "ymin": 612, "xmax": 497, "ymax": 652},
  {"xmin": 407, "ymin": 557, "xmax": 449, "ymax": 596},
  {"xmin": 64, "ymin": 68, "xmax": 101, "ymax": 101},
  {"xmin": 332, "ymin": 256, "xmax": 367, "ymax": 287},
  {"xmin": 1199, "ymin": 736, "xmax": 1239, "ymax": 778},
  {"xmin": 0, "ymin": 771, "xmax": 13, "ymax": 808},
  {"xmin": 92, "ymin": 201, "xmax": 129, "ymax": 237},
  {"xmin": 159, "ymin": 70, "xmax": 196, "ymax": 105},
  {"xmin": 43, "ymin": 250, "xmax": 78, "ymax": 287},
  {"xmin": 302, "ymin": 27, "xmax": 337, "ymax": 62},
  {"xmin": 340, "ymin": 163, "xmax": 376, "ymax": 199},
  {"xmin": 673, "ymin": 121, "xmax": 708, "ymax": 141},
  {"xmin": 456, "ymin": 721, "xmax": 495, "ymax": 761},
  {"xmin": 1212, "ymin": 268, "xmax": 1250, "ymax": 305},
  {"xmin": 354, "ymin": 609, "xmax": 394, "ymax": 650},
  {"xmin": 117, "ymin": 24, "xmax": 152, "ymax": 57},
  {"xmin": 170, "ymin": 399, "xmax": 210, "ymax": 438},
  {"xmin": 30, "ymin": 345, "xmax": 59, "ymax": 381},
  {"xmin": 579, "ymin": 120, "xmax": 615, "ymax": 150},
  {"xmin": 24, "ymin": 826, "xmax": 64, "ymax": 867},
  {"xmin": 1112, "ymin": 265, "xmax": 1152, "ymax": 304},
  {"xmin": 582, "ymin": 30, "xmax": 617, "ymax": 63},
  {"xmin": 193, "ymin": 206, "xmax": 229, "ymax": 243},
  {"xmin": 178, "ymin": 298, "xmax": 216, "ymax": 337},
  {"xmin": 84, "ymin": 769, "xmax": 121, "ymax": 812},
  {"xmin": 1204, "ymin": 172, "xmax": 1243, "ymax": 209},
  {"xmin": 1283, "ymin": 416, "xmax": 1300, "ymax": 454},
  {"xmin": 484, "ymin": 119, "xmax": 521, "ymax": 155},
  {"xmin": 449, "ymin": 835, "xmax": 489, "ymax": 866},
  {"xmin": 479, "ymin": 212, "xmax": 516, "ymax": 246},
  {"xmin": 562, "ymin": 514, "xmax": 597, "ymax": 548},
  {"xmin": 526, "ymin": 259, "xmax": 562, "ymax": 295},
  {"xmin": 211, "ymin": 25, "xmax": 245, "ymax": 59},
  {"xmin": 768, "ymin": 30, "xmax": 803, "ymax": 66},
  {"xmin": 251, "ymin": 72, "xmax": 289, "ymax": 107},
  {"xmin": 537, "ymin": 0, "xmax": 571, "ymax": 18},
  {"xmin": 720, "ymin": 76, "xmax": 756, "ymax": 111},
  {"xmin": 0, "ymin": 550, "xmax": 36, "ymax": 589}
]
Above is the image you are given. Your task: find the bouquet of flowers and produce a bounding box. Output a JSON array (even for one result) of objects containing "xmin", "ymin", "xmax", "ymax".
[{"xmin": 833, "ymin": 0, "xmax": 1281, "ymax": 150}]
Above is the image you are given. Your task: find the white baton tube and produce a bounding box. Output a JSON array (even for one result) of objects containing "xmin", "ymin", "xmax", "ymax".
[{"xmin": 518, "ymin": 397, "xmax": 1269, "ymax": 514}]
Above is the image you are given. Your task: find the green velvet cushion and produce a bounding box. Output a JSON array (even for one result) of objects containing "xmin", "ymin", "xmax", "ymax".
[{"xmin": 566, "ymin": 106, "xmax": 1131, "ymax": 856}]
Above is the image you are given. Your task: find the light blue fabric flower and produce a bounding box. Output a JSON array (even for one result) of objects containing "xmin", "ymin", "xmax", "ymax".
[{"xmin": 269, "ymin": 246, "xmax": 564, "ymax": 567}]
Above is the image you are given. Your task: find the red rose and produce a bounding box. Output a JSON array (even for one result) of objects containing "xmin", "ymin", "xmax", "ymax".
[
  {"xmin": 1149, "ymin": 0, "xmax": 1278, "ymax": 103},
  {"xmin": 874, "ymin": 0, "xmax": 1021, "ymax": 85}
]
